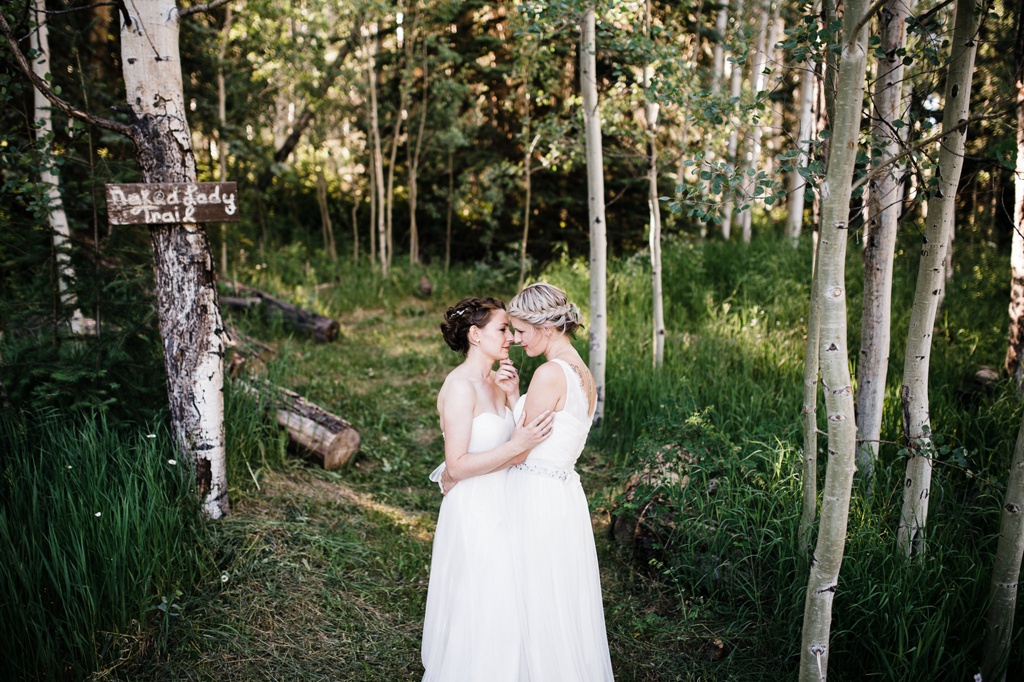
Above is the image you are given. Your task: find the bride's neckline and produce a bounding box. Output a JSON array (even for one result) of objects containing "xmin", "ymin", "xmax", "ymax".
[{"xmin": 473, "ymin": 407, "xmax": 510, "ymax": 421}]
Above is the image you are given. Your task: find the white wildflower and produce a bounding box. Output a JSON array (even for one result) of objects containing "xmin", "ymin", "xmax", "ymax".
[
  {"xmin": 168, "ymin": 459, "xmax": 177, "ymax": 466},
  {"xmin": 95, "ymin": 512, "xmax": 101, "ymax": 517},
  {"xmin": 220, "ymin": 573, "xmax": 230, "ymax": 583},
  {"xmin": 146, "ymin": 434, "xmax": 156, "ymax": 439}
]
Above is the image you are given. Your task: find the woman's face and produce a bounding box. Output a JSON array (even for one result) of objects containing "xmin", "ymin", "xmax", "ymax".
[
  {"xmin": 511, "ymin": 318, "xmax": 545, "ymax": 357},
  {"xmin": 473, "ymin": 310, "xmax": 514, "ymax": 360}
]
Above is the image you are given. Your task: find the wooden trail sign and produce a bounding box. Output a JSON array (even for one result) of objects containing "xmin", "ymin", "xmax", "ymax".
[{"xmin": 105, "ymin": 182, "xmax": 239, "ymax": 225}]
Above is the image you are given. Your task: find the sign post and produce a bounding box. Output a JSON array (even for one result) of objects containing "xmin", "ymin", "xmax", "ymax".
[{"xmin": 105, "ymin": 182, "xmax": 239, "ymax": 225}]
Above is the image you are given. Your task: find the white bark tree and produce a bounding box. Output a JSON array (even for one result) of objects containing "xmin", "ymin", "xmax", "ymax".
[
  {"xmin": 643, "ymin": 0, "xmax": 665, "ymax": 367},
  {"xmin": 2, "ymin": 1, "xmax": 234, "ymax": 518},
  {"xmin": 981, "ymin": 409, "xmax": 1024, "ymax": 682},
  {"xmin": 581, "ymin": 7, "xmax": 607, "ymax": 425},
  {"xmin": 364, "ymin": 25, "xmax": 389, "ymax": 275},
  {"xmin": 721, "ymin": 0, "xmax": 745, "ymax": 240},
  {"xmin": 30, "ymin": 0, "xmax": 84, "ymax": 334},
  {"xmin": 407, "ymin": 38, "xmax": 429, "ymax": 266},
  {"xmin": 855, "ymin": 0, "xmax": 912, "ymax": 488},
  {"xmin": 897, "ymin": 0, "xmax": 981, "ymax": 558},
  {"xmin": 787, "ymin": 63, "xmax": 816, "ymax": 244},
  {"xmin": 798, "ymin": 0, "xmax": 871, "ymax": 676},
  {"xmin": 736, "ymin": 0, "xmax": 771, "ymax": 243},
  {"xmin": 1005, "ymin": 31, "xmax": 1024, "ymax": 387}
]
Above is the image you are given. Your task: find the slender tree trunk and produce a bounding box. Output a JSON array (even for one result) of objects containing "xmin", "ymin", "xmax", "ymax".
[
  {"xmin": 368, "ymin": 149, "xmax": 377, "ymax": 266},
  {"xmin": 408, "ymin": 39, "xmax": 428, "ymax": 266},
  {"xmin": 121, "ymin": 2, "xmax": 229, "ymax": 518},
  {"xmin": 365, "ymin": 28, "xmax": 388, "ymax": 275},
  {"xmin": 981, "ymin": 408, "xmax": 1024, "ymax": 682},
  {"xmin": 737, "ymin": 0, "xmax": 771, "ymax": 242},
  {"xmin": 722, "ymin": 0, "xmax": 745, "ymax": 240},
  {"xmin": 788, "ymin": 62, "xmax": 816, "ymax": 244},
  {"xmin": 644, "ymin": 0, "xmax": 665, "ymax": 366},
  {"xmin": 445, "ymin": 150, "xmax": 454, "ymax": 272},
  {"xmin": 216, "ymin": 5, "xmax": 232, "ymax": 277},
  {"xmin": 1007, "ymin": 24, "xmax": 1024, "ymax": 387},
  {"xmin": 855, "ymin": 0, "xmax": 911, "ymax": 489},
  {"xmin": 316, "ymin": 167, "xmax": 337, "ymax": 260},
  {"xmin": 351, "ymin": 192, "xmax": 360, "ymax": 264},
  {"xmin": 519, "ymin": 55, "xmax": 534, "ymax": 290},
  {"xmin": 581, "ymin": 7, "xmax": 607, "ymax": 426},
  {"xmin": 897, "ymin": 0, "xmax": 981, "ymax": 559},
  {"xmin": 798, "ymin": 0, "xmax": 869, "ymax": 675},
  {"xmin": 31, "ymin": 0, "xmax": 83, "ymax": 334},
  {"xmin": 799, "ymin": 237, "xmax": 822, "ymax": 552}
]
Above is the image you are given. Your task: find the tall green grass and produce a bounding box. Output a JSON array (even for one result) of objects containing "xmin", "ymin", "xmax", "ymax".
[{"xmin": 0, "ymin": 411, "xmax": 213, "ymax": 680}]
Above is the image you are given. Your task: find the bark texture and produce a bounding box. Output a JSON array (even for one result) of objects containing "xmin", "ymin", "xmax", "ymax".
[
  {"xmin": 787, "ymin": 64, "xmax": 815, "ymax": 244},
  {"xmin": 981, "ymin": 410, "xmax": 1024, "ymax": 682},
  {"xmin": 799, "ymin": 240, "xmax": 821, "ymax": 553},
  {"xmin": 897, "ymin": 0, "xmax": 981, "ymax": 558},
  {"xmin": 855, "ymin": 0, "xmax": 911, "ymax": 487},
  {"xmin": 798, "ymin": 0, "xmax": 869, "ymax": 675},
  {"xmin": 121, "ymin": 2, "xmax": 229, "ymax": 518},
  {"xmin": 581, "ymin": 8, "xmax": 607, "ymax": 425}
]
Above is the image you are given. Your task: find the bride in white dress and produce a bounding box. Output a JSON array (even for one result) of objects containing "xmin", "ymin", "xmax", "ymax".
[
  {"xmin": 421, "ymin": 297, "xmax": 554, "ymax": 682},
  {"xmin": 505, "ymin": 283, "xmax": 615, "ymax": 681}
]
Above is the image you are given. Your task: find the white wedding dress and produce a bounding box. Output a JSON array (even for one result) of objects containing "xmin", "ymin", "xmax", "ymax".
[
  {"xmin": 506, "ymin": 358, "xmax": 614, "ymax": 681},
  {"xmin": 421, "ymin": 408, "xmax": 524, "ymax": 681}
]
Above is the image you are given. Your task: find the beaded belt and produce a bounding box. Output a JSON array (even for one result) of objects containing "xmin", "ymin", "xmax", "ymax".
[{"xmin": 510, "ymin": 462, "xmax": 579, "ymax": 483}]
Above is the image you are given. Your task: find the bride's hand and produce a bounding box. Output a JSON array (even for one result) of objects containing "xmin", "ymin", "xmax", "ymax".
[
  {"xmin": 494, "ymin": 358, "xmax": 520, "ymax": 399},
  {"xmin": 440, "ymin": 467, "xmax": 456, "ymax": 495},
  {"xmin": 510, "ymin": 409, "xmax": 554, "ymax": 453}
]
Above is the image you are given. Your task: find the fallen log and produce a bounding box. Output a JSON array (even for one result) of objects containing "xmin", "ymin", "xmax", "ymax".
[
  {"xmin": 243, "ymin": 380, "xmax": 360, "ymax": 470},
  {"xmin": 221, "ymin": 280, "xmax": 340, "ymax": 343}
]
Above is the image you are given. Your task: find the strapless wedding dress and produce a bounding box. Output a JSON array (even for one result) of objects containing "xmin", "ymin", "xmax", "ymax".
[
  {"xmin": 421, "ymin": 408, "xmax": 524, "ymax": 681},
  {"xmin": 506, "ymin": 358, "xmax": 614, "ymax": 681}
]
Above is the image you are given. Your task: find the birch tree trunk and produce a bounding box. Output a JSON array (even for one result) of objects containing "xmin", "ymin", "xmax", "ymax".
[
  {"xmin": 407, "ymin": 40, "xmax": 428, "ymax": 266},
  {"xmin": 581, "ymin": 7, "xmax": 607, "ymax": 426},
  {"xmin": 787, "ymin": 63, "xmax": 816, "ymax": 244},
  {"xmin": 121, "ymin": 2, "xmax": 229, "ymax": 518},
  {"xmin": 31, "ymin": 0, "xmax": 84, "ymax": 334},
  {"xmin": 216, "ymin": 5, "xmax": 232, "ymax": 277},
  {"xmin": 737, "ymin": 1, "xmax": 770, "ymax": 243},
  {"xmin": 365, "ymin": 27, "xmax": 388, "ymax": 275},
  {"xmin": 897, "ymin": 0, "xmax": 981, "ymax": 558},
  {"xmin": 799, "ymin": 239, "xmax": 822, "ymax": 552},
  {"xmin": 855, "ymin": 0, "xmax": 911, "ymax": 489},
  {"xmin": 1005, "ymin": 35, "xmax": 1024, "ymax": 387},
  {"xmin": 798, "ymin": 0, "xmax": 869, "ymax": 675},
  {"xmin": 722, "ymin": 0, "xmax": 745, "ymax": 240},
  {"xmin": 981, "ymin": 409, "xmax": 1024, "ymax": 682},
  {"xmin": 644, "ymin": 0, "xmax": 665, "ymax": 367},
  {"xmin": 445, "ymin": 150, "xmax": 454, "ymax": 272}
]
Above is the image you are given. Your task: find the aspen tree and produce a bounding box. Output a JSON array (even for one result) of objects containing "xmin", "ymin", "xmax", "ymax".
[
  {"xmin": 798, "ymin": 0, "xmax": 870, "ymax": 675},
  {"xmin": 897, "ymin": 0, "xmax": 981, "ymax": 558},
  {"xmin": 736, "ymin": 0, "xmax": 771, "ymax": 243},
  {"xmin": 787, "ymin": 64, "xmax": 815, "ymax": 244},
  {"xmin": 364, "ymin": 26, "xmax": 389, "ymax": 274},
  {"xmin": 1005, "ymin": 22, "xmax": 1024, "ymax": 387},
  {"xmin": 30, "ymin": 0, "xmax": 84, "ymax": 334},
  {"xmin": 981, "ymin": 409, "xmax": 1024, "ymax": 682},
  {"xmin": 643, "ymin": 0, "xmax": 665, "ymax": 367},
  {"xmin": 855, "ymin": 0, "xmax": 913, "ymax": 488},
  {"xmin": 407, "ymin": 38, "xmax": 429, "ymax": 265},
  {"xmin": 721, "ymin": 0, "xmax": 745, "ymax": 240},
  {"xmin": 581, "ymin": 6, "xmax": 607, "ymax": 425}
]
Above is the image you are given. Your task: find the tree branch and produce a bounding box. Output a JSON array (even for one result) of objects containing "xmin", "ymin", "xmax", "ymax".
[
  {"xmin": 852, "ymin": 110, "xmax": 1008, "ymax": 192},
  {"xmin": 0, "ymin": 9, "xmax": 136, "ymax": 141},
  {"xmin": 178, "ymin": 0, "xmax": 236, "ymax": 18},
  {"xmin": 849, "ymin": 0, "xmax": 890, "ymax": 47}
]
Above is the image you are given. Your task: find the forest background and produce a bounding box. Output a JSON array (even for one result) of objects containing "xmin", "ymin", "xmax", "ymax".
[{"xmin": 2, "ymin": 0, "xmax": 1024, "ymax": 680}]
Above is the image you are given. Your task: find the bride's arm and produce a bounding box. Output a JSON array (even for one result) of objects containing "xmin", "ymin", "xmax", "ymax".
[{"xmin": 439, "ymin": 379, "xmax": 553, "ymax": 486}]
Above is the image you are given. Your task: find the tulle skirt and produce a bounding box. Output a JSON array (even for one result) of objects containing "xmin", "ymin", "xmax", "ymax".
[
  {"xmin": 506, "ymin": 465, "xmax": 614, "ymax": 682},
  {"xmin": 422, "ymin": 470, "xmax": 524, "ymax": 681}
]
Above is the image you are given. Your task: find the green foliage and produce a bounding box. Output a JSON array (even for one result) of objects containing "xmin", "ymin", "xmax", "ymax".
[{"xmin": 0, "ymin": 410, "xmax": 214, "ymax": 681}]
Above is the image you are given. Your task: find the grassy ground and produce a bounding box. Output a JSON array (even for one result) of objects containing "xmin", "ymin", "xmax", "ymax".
[{"xmin": 78, "ymin": 233, "xmax": 1023, "ymax": 680}]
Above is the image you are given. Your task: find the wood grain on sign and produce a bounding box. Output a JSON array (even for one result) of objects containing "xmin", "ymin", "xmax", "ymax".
[{"xmin": 105, "ymin": 182, "xmax": 239, "ymax": 225}]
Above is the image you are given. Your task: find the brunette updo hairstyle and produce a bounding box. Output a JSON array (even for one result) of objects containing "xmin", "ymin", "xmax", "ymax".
[
  {"xmin": 440, "ymin": 297, "xmax": 506, "ymax": 355},
  {"xmin": 507, "ymin": 283, "xmax": 583, "ymax": 337}
]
